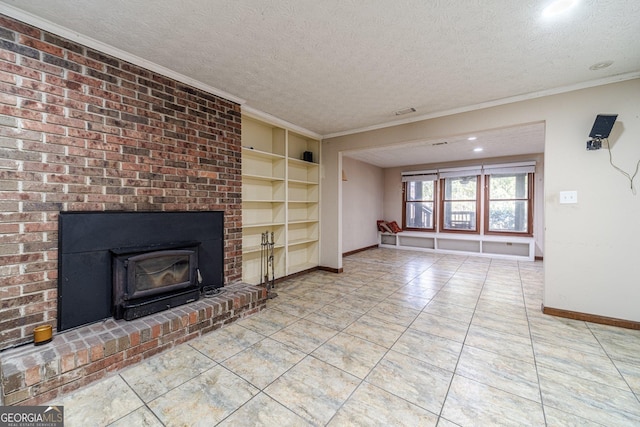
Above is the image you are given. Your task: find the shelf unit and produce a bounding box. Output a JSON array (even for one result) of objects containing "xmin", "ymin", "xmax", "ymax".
[{"xmin": 241, "ymin": 116, "xmax": 320, "ymax": 284}]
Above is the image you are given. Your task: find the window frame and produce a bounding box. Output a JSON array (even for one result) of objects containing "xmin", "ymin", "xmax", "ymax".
[
  {"xmin": 398, "ymin": 163, "xmax": 535, "ymax": 237},
  {"xmin": 484, "ymin": 172, "xmax": 534, "ymax": 237},
  {"xmin": 402, "ymin": 178, "xmax": 437, "ymax": 231},
  {"xmin": 438, "ymin": 174, "xmax": 481, "ymax": 234}
]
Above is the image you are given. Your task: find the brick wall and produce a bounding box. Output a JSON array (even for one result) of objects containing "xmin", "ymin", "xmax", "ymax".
[{"xmin": 0, "ymin": 15, "xmax": 243, "ymax": 350}]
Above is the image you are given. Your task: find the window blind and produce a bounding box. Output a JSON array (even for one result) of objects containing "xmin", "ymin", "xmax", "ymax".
[
  {"xmin": 401, "ymin": 161, "xmax": 536, "ymax": 180},
  {"xmin": 401, "ymin": 170, "xmax": 438, "ymax": 182},
  {"xmin": 438, "ymin": 166, "xmax": 482, "ymax": 179},
  {"xmin": 483, "ymin": 161, "xmax": 535, "ymax": 175}
]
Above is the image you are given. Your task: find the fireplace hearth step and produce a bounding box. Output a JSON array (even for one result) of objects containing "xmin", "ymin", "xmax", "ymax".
[{"xmin": 0, "ymin": 282, "xmax": 267, "ymax": 406}]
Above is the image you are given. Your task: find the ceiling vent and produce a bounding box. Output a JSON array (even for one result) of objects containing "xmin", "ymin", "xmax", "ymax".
[{"xmin": 394, "ymin": 107, "xmax": 416, "ymax": 116}]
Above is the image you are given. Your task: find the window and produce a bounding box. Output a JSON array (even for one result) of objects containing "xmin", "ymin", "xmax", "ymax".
[
  {"xmin": 485, "ymin": 172, "xmax": 533, "ymax": 235},
  {"xmin": 399, "ymin": 162, "xmax": 534, "ymax": 236},
  {"xmin": 403, "ymin": 179, "xmax": 435, "ymax": 230},
  {"xmin": 440, "ymin": 175, "xmax": 479, "ymax": 232}
]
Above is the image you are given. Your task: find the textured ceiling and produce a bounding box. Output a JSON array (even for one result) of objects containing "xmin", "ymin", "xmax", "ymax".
[
  {"xmin": 1, "ymin": 0, "xmax": 639, "ymax": 138},
  {"xmin": 344, "ymin": 122, "xmax": 545, "ymax": 168}
]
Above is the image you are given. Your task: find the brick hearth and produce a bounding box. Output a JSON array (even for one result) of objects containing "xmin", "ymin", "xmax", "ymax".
[{"xmin": 1, "ymin": 283, "xmax": 266, "ymax": 406}]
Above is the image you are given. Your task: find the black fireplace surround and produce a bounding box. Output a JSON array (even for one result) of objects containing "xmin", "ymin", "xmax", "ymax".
[{"xmin": 58, "ymin": 211, "xmax": 224, "ymax": 331}]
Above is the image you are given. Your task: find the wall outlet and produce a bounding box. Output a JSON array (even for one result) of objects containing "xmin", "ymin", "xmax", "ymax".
[{"xmin": 559, "ymin": 191, "xmax": 578, "ymax": 204}]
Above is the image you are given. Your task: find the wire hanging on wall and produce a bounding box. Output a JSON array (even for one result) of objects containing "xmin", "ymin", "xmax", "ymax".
[
  {"xmin": 604, "ymin": 138, "xmax": 640, "ymax": 195},
  {"xmin": 586, "ymin": 114, "xmax": 639, "ymax": 195}
]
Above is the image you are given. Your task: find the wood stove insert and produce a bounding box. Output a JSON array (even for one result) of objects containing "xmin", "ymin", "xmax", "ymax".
[{"xmin": 111, "ymin": 241, "xmax": 201, "ymax": 321}]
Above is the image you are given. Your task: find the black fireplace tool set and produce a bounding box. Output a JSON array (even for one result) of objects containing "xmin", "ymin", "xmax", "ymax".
[{"xmin": 261, "ymin": 231, "xmax": 278, "ymax": 299}]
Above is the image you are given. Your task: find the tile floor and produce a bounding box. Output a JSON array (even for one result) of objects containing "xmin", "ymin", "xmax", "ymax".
[{"xmin": 45, "ymin": 248, "xmax": 640, "ymax": 426}]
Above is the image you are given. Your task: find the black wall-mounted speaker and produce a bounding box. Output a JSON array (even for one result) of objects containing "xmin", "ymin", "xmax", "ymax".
[{"xmin": 589, "ymin": 114, "xmax": 618, "ymax": 139}]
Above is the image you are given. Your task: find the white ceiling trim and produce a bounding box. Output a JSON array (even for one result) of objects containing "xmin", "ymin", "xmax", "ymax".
[
  {"xmin": 242, "ymin": 106, "xmax": 322, "ymax": 140},
  {"xmin": 0, "ymin": 3, "xmax": 246, "ymax": 105},
  {"xmin": 323, "ymin": 71, "xmax": 640, "ymax": 140}
]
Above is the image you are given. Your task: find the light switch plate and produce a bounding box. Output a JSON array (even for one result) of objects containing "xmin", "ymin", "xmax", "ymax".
[{"xmin": 559, "ymin": 191, "xmax": 578, "ymax": 204}]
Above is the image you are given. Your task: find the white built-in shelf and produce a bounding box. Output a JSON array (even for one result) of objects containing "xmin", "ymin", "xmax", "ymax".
[{"xmin": 241, "ymin": 114, "xmax": 321, "ymax": 285}]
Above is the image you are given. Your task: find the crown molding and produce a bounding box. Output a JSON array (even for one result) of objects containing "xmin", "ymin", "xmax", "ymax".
[
  {"xmin": 323, "ymin": 72, "xmax": 640, "ymax": 139},
  {"xmin": 242, "ymin": 106, "xmax": 322, "ymax": 140}
]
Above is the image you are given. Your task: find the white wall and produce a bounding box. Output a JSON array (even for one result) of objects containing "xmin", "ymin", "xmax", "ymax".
[
  {"xmin": 341, "ymin": 156, "xmax": 384, "ymax": 253},
  {"xmin": 382, "ymin": 154, "xmax": 545, "ymax": 257},
  {"xmin": 321, "ymin": 78, "xmax": 640, "ymax": 322}
]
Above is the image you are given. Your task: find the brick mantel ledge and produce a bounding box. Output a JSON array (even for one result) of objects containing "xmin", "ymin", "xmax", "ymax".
[{"xmin": 0, "ymin": 283, "xmax": 267, "ymax": 406}]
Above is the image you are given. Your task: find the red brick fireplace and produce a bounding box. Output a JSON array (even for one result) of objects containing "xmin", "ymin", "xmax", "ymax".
[
  {"xmin": 0, "ymin": 13, "xmax": 267, "ymax": 406},
  {"xmin": 0, "ymin": 13, "xmax": 245, "ymax": 351}
]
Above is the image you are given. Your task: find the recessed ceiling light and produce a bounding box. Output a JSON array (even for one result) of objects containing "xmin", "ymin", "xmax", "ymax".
[
  {"xmin": 589, "ymin": 61, "xmax": 614, "ymax": 71},
  {"xmin": 467, "ymin": 136, "xmax": 477, "ymax": 141},
  {"xmin": 542, "ymin": 0, "xmax": 578, "ymax": 17},
  {"xmin": 473, "ymin": 147, "xmax": 483, "ymax": 152}
]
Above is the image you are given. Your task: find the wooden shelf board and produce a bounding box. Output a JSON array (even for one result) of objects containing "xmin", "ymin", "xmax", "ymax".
[
  {"xmin": 243, "ymin": 199, "xmax": 285, "ymax": 204},
  {"xmin": 242, "ymin": 173, "xmax": 285, "ymax": 182},
  {"xmin": 288, "ymin": 158, "xmax": 319, "ymax": 166},
  {"xmin": 288, "ymin": 200, "xmax": 318, "ymax": 204},
  {"xmin": 288, "ymin": 179, "xmax": 319, "ymax": 185},
  {"xmin": 243, "ymin": 222, "xmax": 286, "ymax": 229},
  {"xmin": 242, "ymin": 147, "xmax": 285, "ymax": 160},
  {"xmin": 288, "ymin": 220, "xmax": 319, "ymax": 225},
  {"xmin": 287, "ymin": 238, "xmax": 319, "ymax": 247}
]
